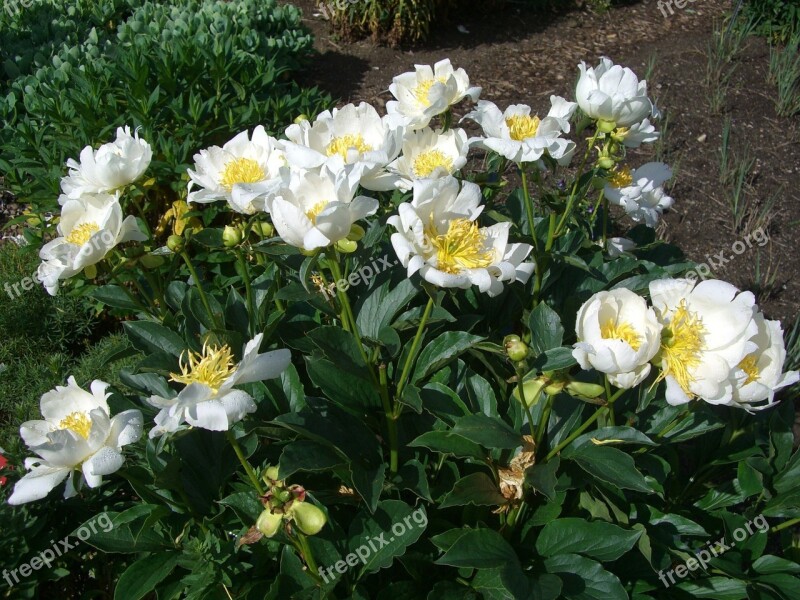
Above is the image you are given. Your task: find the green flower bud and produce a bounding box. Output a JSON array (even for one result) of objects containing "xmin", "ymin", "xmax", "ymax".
[
  {"xmin": 565, "ymin": 381, "xmax": 606, "ymax": 400},
  {"xmin": 125, "ymin": 245, "xmax": 145, "ymax": 258},
  {"xmin": 544, "ymin": 380, "xmax": 567, "ymax": 396},
  {"xmin": 256, "ymin": 509, "xmax": 284, "ymax": 538},
  {"xmin": 140, "ymin": 255, "xmax": 165, "ymax": 269},
  {"xmin": 262, "ymin": 466, "xmax": 280, "ymax": 484},
  {"xmin": 596, "ymin": 119, "xmax": 617, "ymax": 133},
  {"xmin": 290, "ymin": 502, "xmax": 327, "ymax": 536},
  {"xmin": 512, "ymin": 377, "xmax": 546, "ymax": 407},
  {"xmin": 347, "ymin": 224, "xmax": 366, "ymax": 242},
  {"xmin": 335, "ymin": 239, "xmax": 358, "ymax": 254},
  {"xmin": 167, "ymin": 235, "xmax": 185, "ymax": 253},
  {"xmin": 596, "ymin": 156, "xmax": 615, "ymax": 171},
  {"xmin": 252, "ymin": 222, "xmax": 275, "ymax": 238},
  {"xmin": 294, "ymin": 114, "xmax": 309, "ymax": 124},
  {"xmin": 223, "ymin": 225, "xmax": 243, "ymax": 248},
  {"xmin": 83, "ymin": 264, "xmax": 98, "ymax": 280},
  {"xmin": 504, "ymin": 335, "xmax": 529, "ymax": 362}
]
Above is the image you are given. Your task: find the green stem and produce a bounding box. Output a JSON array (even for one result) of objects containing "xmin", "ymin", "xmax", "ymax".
[
  {"xmin": 545, "ymin": 404, "xmax": 606, "ymax": 461},
  {"xmin": 554, "ymin": 129, "xmax": 601, "ymax": 239},
  {"xmin": 655, "ymin": 408, "xmax": 690, "ymax": 440},
  {"xmin": 394, "ymin": 297, "xmax": 435, "ymax": 412},
  {"xmin": 225, "ymin": 430, "xmax": 264, "ymax": 496},
  {"xmin": 181, "ymin": 251, "xmax": 221, "ymax": 329},
  {"xmin": 604, "ymin": 376, "xmax": 616, "ymax": 427},
  {"xmin": 328, "ymin": 257, "xmax": 375, "ymax": 382},
  {"xmin": 544, "ymin": 211, "xmax": 557, "ymax": 252},
  {"xmin": 515, "ymin": 366, "xmax": 537, "ymax": 438},
  {"xmin": 274, "ymin": 268, "xmax": 286, "ymax": 313},
  {"xmin": 294, "ymin": 532, "xmax": 322, "ymax": 581},
  {"xmin": 521, "ymin": 168, "xmax": 538, "ymax": 252},
  {"xmin": 236, "ymin": 249, "xmax": 257, "ymax": 336},
  {"xmin": 380, "ymin": 364, "xmax": 399, "ymax": 475},
  {"xmin": 534, "ymin": 393, "xmax": 553, "ymax": 452},
  {"xmin": 772, "ymin": 517, "xmax": 800, "ymax": 533}
]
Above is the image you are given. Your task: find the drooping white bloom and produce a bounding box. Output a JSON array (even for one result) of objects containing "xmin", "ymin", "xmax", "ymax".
[
  {"xmin": 8, "ymin": 377, "xmax": 143, "ymax": 505},
  {"xmin": 283, "ymin": 103, "xmax": 403, "ymax": 191},
  {"xmin": 614, "ymin": 118, "xmax": 659, "ymax": 148},
  {"xmin": 604, "ymin": 162, "xmax": 673, "ymax": 227},
  {"xmin": 573, "ymin": 289, "xmax": 662, "ymax": 389},
  {"xmin": 729, "ymin": 313, "xmax": 799, "ymax": 411},
  {"xmin": 649, "ymin": 278, "xmax": 758, "ymax": 406},
  {"xmin": 387, "ymin": 178, "xmax": 534, "ymax": 297},
  {"xmin": 389, "ymin": 127, "xmax": 469, "ymax": 190},
  {"xmin": 464, "ymin": 97, "xmax": 577, "ymax": 165},
  {"xmin": 187, "ymin": 126, "xmax": 288, "ymax": 214},
  {"xmin": 38, "ymin": 192, "xmax": 147, "ymax": 295},
  {"xmin": 576, "ymin": 58, "xmax": 653, "ymax": 127},
  {"xmin": 607, "ymin": 237, "xmax": 636, "ymax": 258},
  {"xmin": 270, "ymin": 168, "xmax": 379, "ymax": 252},
  {"xmin": 387, "ymin": 59, "xmax": 481, "ymax": 129},
  {"xmin": 147, "ymin": 334, "xmax": 291, "ymax": 437},
  {"xmin": 61, "ymin": 126, "xmax": 152, "ymax": 200}
]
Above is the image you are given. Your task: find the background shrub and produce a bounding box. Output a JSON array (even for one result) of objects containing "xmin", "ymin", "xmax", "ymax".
[{"xmin": 745, "ymin": 0, "xmax": 800, "ymax": 42}]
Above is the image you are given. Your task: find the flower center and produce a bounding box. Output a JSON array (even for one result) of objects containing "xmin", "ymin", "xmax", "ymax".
[
  {"xmin": 600, "ymin": 319, "xmax": 641, "ymax": 351},
  {"xmin": 608, "ymin": 166, "xmax": 633, "ymax": 188},
  {"xmin": 505, "ymin": 114, "xmax": 541, "ymax": 141},
  {"xmin": 65, "ymin": 222, "xmax": 100, "ymax": 246},
  {"xmin": 325, "ymin": 134, "xmax": 373, "ymax": 161},
  {"xmin": 220, "ymin": 158, "xmax": 265, "ymax": 191},
  {"xmin": 413, "ymin": 150, "xmax": 454, "ymax": 178},
  {"xmin": 170, "ymin": 343, "xmax": 236, "ymax": 393},
  {"xmin": 658, "ymin": 300, "xmax": 706, "ymax": 396},
  {"xmin": 58, "ymin": 412, "xmax": 92, "ymax": 439},
  {"xmin": 738, "ymin": 354, "xmax": 761, "ymax": 385},
  {"xmin": 305, "ymin": 201, "xmax": 328, "ymax": 224},
  {"xmin": 413, "ymin": 77, "xmax": 447, "ymax": 107},
  {"xmin": 427, "ymin": 218, "xmax": 494, "ymax": 274}
]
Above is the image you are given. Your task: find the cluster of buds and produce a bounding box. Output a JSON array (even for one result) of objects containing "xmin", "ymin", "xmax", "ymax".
[
  {"xmin": 255, "ymin": 466, "xmax": 327, "ymax": 538},
  {"xmin": 513, "ymin": 372, "xmax": 605, "ymax": 407}
]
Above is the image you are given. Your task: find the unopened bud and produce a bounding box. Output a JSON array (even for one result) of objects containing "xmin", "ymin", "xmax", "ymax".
[
  {"xmin": 544, "ymin": 380, "xmax": 567, "ymax": 396},
  {"xmin": 294, "ymin": 114, "xmax": 309, "ymax": 124},
  {"xmin": 347, "ymin": 224, "xmax": 365, "ymax": 242},
  {"xmin": 83, "ymin": 264, "xmax": 98, "ymax": 280},
  {"xmin": 596, "ymin": 156, "xmax": 615, "ymax": 171},
  {"xmin": 262, "ymin": 466, "xmax": 281, "ymax": 485},
  {"xmin": 223, "ymin": 225, "xmax": 243, "ymax": 248},
  {"xmin": 512, "ymin": 377, "xmax": 546, "ymax": 407},
  {"xmin": 125, "ymin": 245, "xmax": 145, "ymax": 259},
  {"xmin": 167, "ymin": 235, "xmax": 184, "ymax": 253},
  {"xmin": 252, "ymin": 222, "xmax": 275, "ymax": 238},
  {"xmin": 503, "ymin": 335, "xmax": 529, "ymax": 362},
  {"xmin": 596, "ymin": 119, "xmax": 617, "ymax": 133},
  {"xmin": 140, "ymin": 255, "xmax": 165, "ymax": 269},
  {"xmin": 256, "ymin": 509, "xmax": 283, "ymax": 538},
  {"xmin": 565, "ymin": 381, "xmax": 606, "ymax": 400},
  {"xmin": 290, "ymin": 502, "xmax": 327, "ymax": 536},
  {"xmin": 335, "ymin": 239, "xmax": 358, "ymax": 254}
]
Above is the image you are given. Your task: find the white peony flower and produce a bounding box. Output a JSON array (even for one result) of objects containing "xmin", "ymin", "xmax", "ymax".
[
  {"xmin": 387, "ymin": 177, "xmax": 534, "ymax": 297},
  {"xmin": 573, "ymin": 289, "xmax": 662, "ymax": 389},
  {"xmin": 613, "ymin": 118, "xmax": 659, "ymax": 148},
  {"xmin": 576, "ymin": 58, "xmax": 653, "ymax": 127},
  {"xmin": 649, "ymin": 278, "xmax": 758, "ymax": 406},
  {"xmin": 187, "ymin": 126, "xmax": 288, "ymax": 214},
  {"xmin": 147, "ymin": 334, "xmax": 291, "ymax": 437},
  {"xmin": 389, "ymin": 127, "xmax": 469, "ymax": 190},
  {"xmin": 8, "ymin": 377, "xmax": 143, "ymax": 505},
  {"xmin": 283, "ymin": 103, "xmax": 403, "ymax": 191},
  {"xmin": 38, "ymin": 192, "xmax": 147, "ymax": 296},
  {"xmin": 387, "ymin": 58, "xmax": 481, "ymax": 129},
  {"xmin": 60, "ymin": 126, "xmax": 152, "ymax": 200},
  {"xmin": 270, "ymin": 168, "xmax": 379, "ymax": 252},
  {"xmin": 604, "ymin": 162, "xmax": 673, "ymax": 227},
  {"xmin": 607, "ymin": 237, "xmax": 636, "ymax": 258},
  {"xmin": 729, "ymin": 313, "xmax": 799, "ymax": 411},
  {"xmin": 464, "ymin": 97, "xmax": 577, "ymax": 165}
]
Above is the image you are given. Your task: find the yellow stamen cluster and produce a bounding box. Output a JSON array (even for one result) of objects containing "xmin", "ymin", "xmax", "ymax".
[
  {"xmin": 220, "ymin": 158, "xmax": 265, "ymax": 191},
  {"xmin": 505, "ymin": 114, "xmax": 541, "ymax": 141},
  {"xmin": 305, "ymin": 201, "xmax": 329, "ymax": 224},
  {"xmin": 428, "ymin": 218, "xmax": 494, "ymax": 274},
  {"xmin": 608, "ymin": 166, "xmax": 633, "ymax": 188},
  {"xmin": 66, "ymin": 222, "xmax": 100, "ymax": 246},
  {"xmin": 170, "ymin": 342, "xmax": 236, "ymax": 393},
  {"xmin": 413, "ymin": 77, "xmax": 447, "ymax": 106},
  {"xmin": 413, "ymin": 150, "xmax": 454, "ymax": 178},
  {"xmin": 325, "ymin": 135, "xmax": 372, "ymax": 161},
  {"xmin": 738, "ymin": 354, "xmax": 761, "ymax": 385},
  {"xmin": 58, "ymin": 412, "xmax": 92, "ymax": 439},
  {"xmin": 658, "ymin": 300, "xmax": 707, "ymax": 396},
  {"xmin": 601, "ymin": 319, "xmax": 642, "ymax": 351}
]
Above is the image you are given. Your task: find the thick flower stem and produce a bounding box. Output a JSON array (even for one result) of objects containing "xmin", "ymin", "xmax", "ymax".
[
  {"xmin": 394, "ymin": 297, "xmax": 435, "ymax": 414},
  {"xmin": 181, "ymin": 251, "xmax": 222, "ymax": 329},
  {"xmin": 225, "ymin": 430, "xmax": 265, "ymax": 496},
  {"xmin": 235, "ymin": 249, "xmax": 257, "ymax": 336},
  {"xmin": 655, "ymin": 408, "xmax": 691, "ymax": 440},
  {"xmin": 534, "ymin": 393, "xmax": 553, "ymax": 452},
  {"xmin": 772, "ymin": 517, "xmax": 800, "ymax": 533},
  {"xmin": 141, "ymin": 270, "xmax": 168, "ymax": 319},
  {"xmin": 521, "ymin": 168, "xmax": 538, "ymax": 252},
  {"xmin": 289, "ymin": 533, "xmax": 325, "ymax": 587},
  {"xmin": 545, "ymin": 406, "xmax": 605, "ymax": 460},
  {"xmin": 554, "ymin": 129, "xmax": 601, "ymax": 239},
  {"xmin": 515, "ymin": 366, "xmax": 537, "ymax": 438},
  {"xmin": 273, "ymin": 270, "xmax": 286, "ymax": 313},
  {"xmin": 380, "ymin": 364, "xmax": 399, "ymax": 474}
]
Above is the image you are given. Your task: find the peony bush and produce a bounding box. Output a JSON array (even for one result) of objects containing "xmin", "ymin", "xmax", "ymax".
[{"xmin": 3, "ymin": 57, "xmax": 800, "ymax": 599}]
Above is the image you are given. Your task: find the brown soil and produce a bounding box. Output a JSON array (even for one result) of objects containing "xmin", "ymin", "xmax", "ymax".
[{"xmin": 290, "ymin": 0, "xmax": 800, "ymax": 325}]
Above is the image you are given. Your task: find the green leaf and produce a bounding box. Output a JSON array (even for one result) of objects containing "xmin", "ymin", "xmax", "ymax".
[
  {"xmin": 570, "ymin": 426, "xmax": 657, "ymax": 449},
  {"xmin": 356, "ymin": 279, "xmax": 419, "ymax": 339},
  {"xmin": 305, "ymin": 356, "xmax": 380, "ymax": 411},
  {"xmin": 528, "ymin": 302, "xmax": 565, "ymax": 355},
  {"xmin": 774, "ymin": 449, "xmax": 800, "ymax": 494},
  {"xmin": 74, "ymin": 513, "xmax": 169, "ymax": 554},
  {"xmin": 412, "ymin": 332, "xmax": 484, "ymax": 384},
  {"xmin": 308, "ymin": 325, "xmax": 370, "ymax": 376},
  {"xmin": 531, "ymin": 347, "xmax": 578, "ymax": 372},
  {"xmin": 436, "ymin": 528, "xmax": 519, "ymax": 569},
  {"xmin": 91, "ymin": 285, "xmax": 141, "ymax": 310},
  {"xmin": 114, "ymin": 552, "xmax": 180, "ymax": 600},
  {"xmin": 439, "ymin": 472, "xmax": 506, "ymax": 508},
  {"xmin": 525, "ymin": 457, "xmax": 560, "ymax": 501},
  {"xmin": 408, "ymin": 431, "xmax": 486, "ymax": 460},
  {"xmin": 562, "ymin": 445, "xmax": 653, "ymax": 493},
  {"xmin": 676, "ymin": 577, "xmax": 747, "ymax": 599},
  {"xmin": 219, "ymin": 492, "xmax": 263, "ymax": 525},
  {"xmin": 279, "ymin": 440, "xmax": 345, "ymax": 479},
  {"xmin": 123, "ymin": 321, "xmax": 186, "ymax": 358},
  {"xmin": 753, "ymin": 555, "xmax": 800, "ymax": 575},
  {"xmin": 536, "ymin": 518, "xmax": 642, "ymax": 561},
  {"xmin": 346, "ymin": 500, "xmax": 428, "ymax": 580},
  {"xmin": 451, "ymin": 414, "xmax": 522, "ymax": 450},
  {"xmin": 544, "ymin": 554, "xmax": 627, "ymax": 600}
]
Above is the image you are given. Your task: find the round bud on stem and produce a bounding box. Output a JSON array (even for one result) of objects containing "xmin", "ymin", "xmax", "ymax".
[
  {"xmin": 256, "ymin": 509, "xmax": 284, "ymax": 538},
  {"xmin": 290, "ymin": 501, "xmax": 327, "ymax": 536},
  {"xmin": 223, "ymin": 225, "xmax": 243, "ymax": 248},
  {"xmin": 167, "ymin": 235, "xmax": 185, "ymax": 253},
  {"xmin": 596, "ymin": 119, "xmax": 617, "ymax": 133},
  {"xmin": 504, "ymin": 335, "xmax": 529, "ymax": 362}
]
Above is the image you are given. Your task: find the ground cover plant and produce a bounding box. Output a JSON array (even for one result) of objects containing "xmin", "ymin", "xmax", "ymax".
[{"xmin": 1, "ymin": 43, "xmax": 800, "ymax": 600}]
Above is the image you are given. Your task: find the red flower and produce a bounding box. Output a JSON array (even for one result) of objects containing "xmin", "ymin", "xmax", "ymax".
[{"xmin": 0, "ymin": 454, "xmax": 8, "ymax": 487}]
